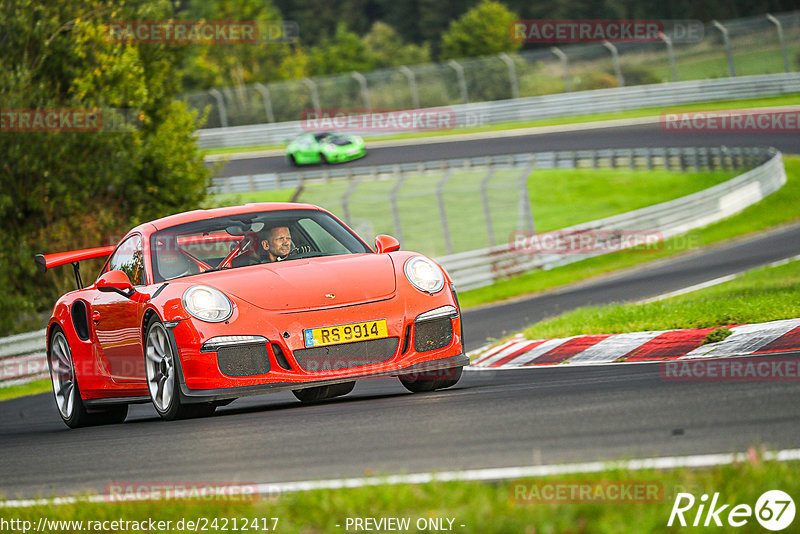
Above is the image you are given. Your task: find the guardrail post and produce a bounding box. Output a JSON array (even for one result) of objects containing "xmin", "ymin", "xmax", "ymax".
[
  {"xmin": 303, "ymin": 78, "xmax": 321, "ymax": 113},
  {"xmin": 447, "ymin": 59, "xmax": 469, "ymax": 104},
  {"xmin": 766, "ymin": 15, "xmax": 790, "ymax": 74},
  {"xmin": 658, "ymin": 32, "xmax": 679, "ymax": 82},
  {"xmin": 602, "ymin": 41, "xmax": 625, "ymax": 87},
  {"xmin": 663, "ymin": 148, "xmax": 672, "ymax": 171},
  {"xmin": 436, "ymin": 169, "xmax": 454, "ymax": 254},
  {"xmin": 646, "ymin": 147, "xmax": 654, "ymax": 170},
  {"xmin": 693, "ymin": 147, "xmax": 701, "ymax": 172},
  {"xmin": 550, "ymin": 47, "xmax": 572, "ymax": 91},
  {"xmin": 499, "ymin": 53, "xmax": 519, "ymax": 99},
  {"xmin": 480, "ymin": 167, "xmax": 496, "ymax": 246},
  {"xmin": 390, "ymin": 167, "xmax": 407, "ymax": 245},
  {"xmin": 208, "ymin": 88, "xmax": 228, "ymax": 128},
  {"xmin": 610, "ymin": 149, "xmax": 618, "ymax": 169},
  {"xmin": 629, "ymin": 149, "xmax": 636, "ymax": 170},
  {"xmin": 712, "ymin": 21, "xmax": 736, "ymax": 77},
  {"xmin": 254, "ymin": 83, "xmax": 275, "ymax": 123},
  {"xmin": 679, "ymin": 148, "xmax": 688, "ymax": 172},
  {"xmin": 351, "ymin": 72, "xmax": 371, "ymax": 109},
  {"xmin": 591, "ymin": 149, "xmax": 598, "ymax": 168},
  {"xmin": 399, "ymin": 66, "xmax": 420, "ymax": 109}
]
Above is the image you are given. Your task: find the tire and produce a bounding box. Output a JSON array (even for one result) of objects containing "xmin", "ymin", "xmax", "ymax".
[
  {"xmin": 288, "ymin": 154, "xmax": 298, "ymax": 167},
  {"xmin": 47, "ymin": 327, "xmax": 128, "ymax": 428},
  {"xmin": 320, "ymin": 152, "xmax": 330, "ymax": 164},
  {"xmin": 399, "ymin": 366, "xmax": 463, "ymax": 393},
  {"xmin": 292, "ymin": 381, "xmax": 355, "ymax": 403},
  {"xmin": 144, "ymin": 316, "xmax": 216, "ymax": 421}
]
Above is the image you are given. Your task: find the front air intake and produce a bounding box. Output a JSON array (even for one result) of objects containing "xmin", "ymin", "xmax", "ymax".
[{"xmin": 217, "ymin": 344, "xmax": 270, "ymax": 377}]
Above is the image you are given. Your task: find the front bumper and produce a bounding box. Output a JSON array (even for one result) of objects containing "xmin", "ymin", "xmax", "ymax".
[{"xmin": 167, "ymin": 288, "xmax": 464, "ymax": 402}]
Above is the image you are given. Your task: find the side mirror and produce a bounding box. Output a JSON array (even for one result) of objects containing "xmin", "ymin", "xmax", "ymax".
[
  {"xmin": 375, "ymin": 234, "xmax": 401, "ymax": 253},
  {"xmin": 96, "ymin": 270, "xmax": 135, "ymax": 298}
]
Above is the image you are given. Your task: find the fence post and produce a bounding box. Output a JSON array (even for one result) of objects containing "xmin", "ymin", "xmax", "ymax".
[
  {"xmin": 518, "ymin": 159, "xmax": 536, "ymax": 233},
  {"xmin": 447, "ymin": 59, "xmax": 469, "ymax": 104},
  {"xmin": 602, "ymin": 41, "xmax": 625, "ymax": 87},
  {"xmin": 351, "ymin": 72, "xmax": 371, "ymax": 109},
  {"xmin": 550, "ymin": 47, "xmax": 572, "ymax": 91},
  {"xmin": 712, "ymin": 21, "xmax": 736, "ymax": 77},
  {"xmin": 659, "ymin": 32, "xmax": 678, "ymax": 82},
  {"xmin": 499, "ymin": 53, "xmax": 519, "ymax": 99},
  {"xmin": 208, "ymin": 88, "xmax": 228, "ymax": 128},
  {"xmin": 766, "ymin": 14, "xmax": 790, "ymax": 74},
  {"xmin": 436, "ymin": 169, "xmax": 454, "ymax": 254},
  {"xmin": 341, "ymin": 178, "xmax": 360, "ymax": 226},
  {"xmin": 254, "ymin": 83, "xmax": 275, "ymax": 123},
  {"xmin": 303, "ymin": 78, "xmax": 321, "ymax": 113},
  {"xmin": 480, "ymin": 167, "xmax": 496, "ymax": 246},
  {"xmin": 399, "ymin": 66, "xmax": 420, "ymax": 109},
  {"xmin": 389, "ymin": 167, "xmax": 407, "ymax": 245}
]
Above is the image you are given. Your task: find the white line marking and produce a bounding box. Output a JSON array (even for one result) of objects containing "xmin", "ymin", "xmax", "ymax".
[{"xmin": 4, "ymin": 448, "xmax": 799, "ymax": 508}]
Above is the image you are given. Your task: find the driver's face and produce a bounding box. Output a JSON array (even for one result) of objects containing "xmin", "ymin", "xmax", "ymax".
[{"xmin": 263, "ymin": 227, "xmax": 291, "ymax": 259}]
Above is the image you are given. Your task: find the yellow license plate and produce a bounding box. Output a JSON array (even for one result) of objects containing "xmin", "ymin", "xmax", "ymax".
[{"xmin": 304, "ymin": 319, "xmax": 388, "ymax": 348}]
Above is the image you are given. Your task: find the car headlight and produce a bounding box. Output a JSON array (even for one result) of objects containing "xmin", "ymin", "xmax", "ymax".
[
  {"xmin": 182, "ymin": 285, "xmax": 232, "ymax": 322},
  {"xmin": 404, "ymin": 256, "xmax": 445, "ymax": 294}
]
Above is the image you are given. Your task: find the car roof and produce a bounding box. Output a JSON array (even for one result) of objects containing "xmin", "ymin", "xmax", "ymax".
[{"xmin": 147, "ymin": 202, "xmax": 323, "ymax": 230}]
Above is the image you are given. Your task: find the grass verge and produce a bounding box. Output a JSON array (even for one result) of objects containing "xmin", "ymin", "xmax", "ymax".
[
  {"xmin": 0, "ymin": 379, "xmax": 50, "ymax": 402},
  {"xmin": 522, "ymin": 258, "xmax": 800, "ymax": 340},
  {"xmin": 459, "ymin": 156, "xmax": 800, "ymax": 309},
  {"xmin": 201, "ymin": 94, "xmax": 800, "ymax": 156},
  {"xmin": 3, "ymin": 457, "xmax": 796, "ymax": 533}
]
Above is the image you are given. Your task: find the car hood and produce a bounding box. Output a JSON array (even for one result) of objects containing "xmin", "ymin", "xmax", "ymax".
[{"xmin": 206, "ymin": 254, "xmax": 396, "ymax": 311}]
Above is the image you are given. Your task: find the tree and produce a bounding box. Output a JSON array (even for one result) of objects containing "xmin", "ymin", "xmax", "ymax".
[
  {"xmin": 440, "ymin": 0, "xmax": 521, "ymax": 60},
  {"xmin": 307, "ymin": 23, "xmax": 379, "ymax": 75},
  {"xmin": 364, "ymin": 22, "xmax": 431, "ymax": 68},
  {"xmin": 0, "ymin": 0, "xmax": 210, "ymax": 335}
]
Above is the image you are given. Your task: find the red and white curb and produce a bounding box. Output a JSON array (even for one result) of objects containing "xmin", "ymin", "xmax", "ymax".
[{"xmin": 469, "ymin": 318, "xmax": 800, "ymax": 369}]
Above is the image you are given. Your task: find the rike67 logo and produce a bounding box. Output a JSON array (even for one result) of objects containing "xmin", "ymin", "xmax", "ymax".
[{"xmin": 668, "ymin": 490, "xmax": 795, "ymax": 531}]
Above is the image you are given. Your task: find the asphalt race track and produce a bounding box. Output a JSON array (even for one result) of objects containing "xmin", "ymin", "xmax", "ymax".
[
  {"xmin": 213, "ymin": 122, "xmax": 800, "ymax": 177},
  {"xmin": 3, "ymin": 126, "xmax": 800, "ymax": 500},
  {"xmin": 3, "ymin": 352, "xmax": 800, "ymax": 500}
]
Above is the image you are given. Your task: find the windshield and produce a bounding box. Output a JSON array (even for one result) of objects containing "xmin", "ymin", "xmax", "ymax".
[{"xmin": 150, "ymin": 209, "xmax": 372, "ymax": 283}]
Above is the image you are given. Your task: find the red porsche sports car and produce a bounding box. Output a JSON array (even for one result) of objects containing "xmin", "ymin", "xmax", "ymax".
[{"xmin": 37, "ymin": 203, "xmax": 467, "ymax": 428}]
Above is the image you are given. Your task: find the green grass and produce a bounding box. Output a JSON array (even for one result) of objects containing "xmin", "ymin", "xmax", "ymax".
[
  {"xmin": 459, "ymin": 156, "xmax": 800, "ymax": 309},
  {"xmin": 221, "ymin": 168, "xmax": 735, "ymax": 257},
  {"xmin": 201, "ymin": 94, "xmax": 800, "ymax": 155},
  {"xmin": 0, "ymin": 379, "xmax": 50, "ymax": 402},
  {"xmin": 3, "ymin": 458, "xmax": 796, "ymax": 533},
  {"xmin": 522, "ymin": 258, "xmax": 800, "ymax": 340}
]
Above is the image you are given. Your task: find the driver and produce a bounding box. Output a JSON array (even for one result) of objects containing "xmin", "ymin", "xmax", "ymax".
[
  {"xmin": 232, "ymin": 226, "xmax": 292, "ymax": 267},
  {"xmin": 261, "ymin": 226, "xmax": 292, "ymax": 262}
]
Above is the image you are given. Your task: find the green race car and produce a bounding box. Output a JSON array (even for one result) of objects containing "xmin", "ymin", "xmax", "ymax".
[{"xmin": 286, "ymin": 132, "xmax": 366, "ymax": 166}]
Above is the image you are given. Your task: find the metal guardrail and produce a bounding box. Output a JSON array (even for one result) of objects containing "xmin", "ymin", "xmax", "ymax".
[
  {"xmin": 0, "ymin": 329, "xmax": 48, "ymax": 387},
  {"xmin": 0, "ymin": 146, "xmax": 785, "ymax": 385},
  {"xmin": 196, "ymin": 73, "xmax": 800, "ymax": 149},
  {"xmin": 438, "ymin": 147, "xmax": 786, "ymax": 291}
]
